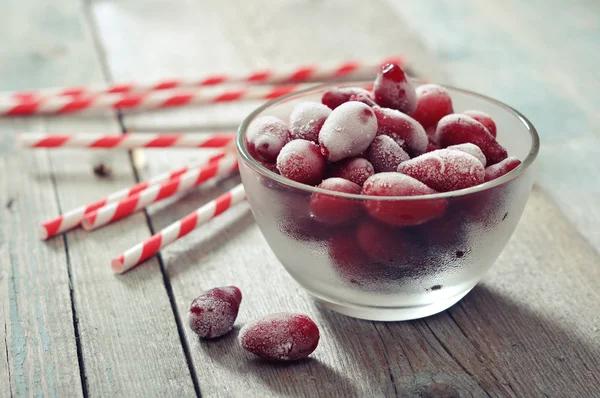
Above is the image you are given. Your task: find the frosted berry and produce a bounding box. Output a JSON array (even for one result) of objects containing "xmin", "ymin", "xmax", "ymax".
[
  {"xmin": 189, "ymin": 286, "xmax": 242, "ymax": 339},
  {"xmin": 362, "ymin": 172, "xmax": 447, "ymax": 226},
  {"xmin": 411, "ymin": 84, "xmax": 454, "ymax": 128},
  {"xmin": 310, "ymin": 178, "xmax": 362, "ymax": 224},
  {"xmin": 447, "ymin": 143, "xmax": 487, "ymax": 166},
  {"xmin": 398, "ymin": 148, "xmax": 485, "ymax": 192},
  {"xmin": 367, "ymin": 135, "xmax": 410, "ymax": 172},
  {"xmin": 373, "ymin": 63, "xmax": 417, "ymax": 114},
  {"xmin": 289, "ymin": 101, "xmax": 331, "ymax": 143},
  {"xmin": 276, "ymin": 139, "xmax": 326, "ymax": 185},
  {"xmin": 319, "ymin": 101, "xmax": 378, "ymax": 162},
  {"xmin": 349, "ymin": 92, "xmax": 377, "ymax": 107},
  {"xmin": 463, "ymin": 110, "xmax": 497, "ymax": 137},
  {"xmin": 356, "ymin": 219, "xmax": 417, "ymax": 269},
  {"xmin": 484, "ymin": 156, "xmax": 521, "ymax": 181},
  {"xmin": 373, "ymin": 106, "xmax": 427, "ymax": 157},
  {"xmin": 327, "ymin": 157, "xmax": 374, "ymax": 186},
  {"xmin": 239, "ymin": 313, "xmax": 320, "ymax": 361},
  {"xmin": 436, "ymin": 114, "xmax": 507, "ymax": 165},
  {"xmin": 246, "ymin": 116, "xmax": 290, "ymax": 162},
  {"xmin": 322, "ymin": 87, "xmax": 373, "ymax": 110}
]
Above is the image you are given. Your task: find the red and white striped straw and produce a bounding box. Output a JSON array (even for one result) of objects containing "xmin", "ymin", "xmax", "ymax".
[
  {"xmin": 81, "ymin": 154, "xmax": 239, "ymax": 231},
  {"xmin": 18, "ymin": 132, "xmax": 235, "ymax": 149},
  {"xmin": 39, "ymin": 151, "xmax": 229, "ymax": 240},
  {"xmin": 6, "ymin": 56, "xmax": 405, "ymax": 99},
  {"xmin": 111, "ymin": 184, "xmax": 246, "ymax": 273},
  {"xmin": 0, "ymin": 84, "xmax": 306, "ymax": 117}
]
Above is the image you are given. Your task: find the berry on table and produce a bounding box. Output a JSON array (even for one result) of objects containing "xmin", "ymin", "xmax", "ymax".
[
  {"xmin": 189, "ymin": 286, "xmax": 242, "ymax": 339},
  {"xmin": 239, "ymin": 313, "xmax": 320, "ymax": 361}
]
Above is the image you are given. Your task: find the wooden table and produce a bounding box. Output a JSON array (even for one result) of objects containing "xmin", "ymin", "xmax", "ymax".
[{"xmin": 1, "ymin": 0, "xmax": 599, "ymax": 396}]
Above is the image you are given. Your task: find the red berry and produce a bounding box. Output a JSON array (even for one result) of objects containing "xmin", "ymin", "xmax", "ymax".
[
  {"xmin": 246, "ymin": 116, "xmax": 290, "ymax": 162},
  {"xmin": 484, "ymin": 156, "xmax": 521, "ymax": 181},
  {"xmin": 319, "ymin": 101, "xmax": 378, "ymax": 162},
  {"xmin": 367, "ymin": 135, "xmax": 410, "ymax": 172},
  {"xmin": 373, "ymin": 63, "xmax": 417, "ymax": 114},
  {"xmin": 289, "ymin": 101, "xmax": 331, "ymax": 143},
  {"xmin": 436, "ymin": 114, "xmax": 507, "ymax": 165},
  {"xmin": 447, "ymin": 143, "xmax": 486, "ymax": 166},
  {"xmin": 398, "ymin": 148, "xmax": 485, "ymax": 192},
  {"xmin": 239, "ymin": 313, "xmax": 320, "ymax": 361},
  {"xmin": 322, "ymin": 87, "xmax": 373, "ymax": 110},
  {"xmin": 356, "ymin": 219, "xmax": 418, "ymax": 269},
  {"xmin": 361, "ymin": 172, "xmax": 447, "ymax": 226},
  {"xmin": 373, "ymin": 106, "xmax": 428, "ymax": 157},
  {"xmin": 411, "ymin": 84, "xmax": 454, "ymax": 128},
  {"xmin": 426, "ymin": 140, "xmax": 440, "ymax": 153},
  {"xmin": 310, "ymin": 178, "xmax": 362, "ymax": 225},
  {"xmin": 463, "ymin": 110, "xmax": 497, "ymax": 137},
  {"xmin": 349, "ymin": 92, "xmax": 377, "ymax": 107},
  {"xmin": 189, "ymin": 286, "xmax": 242, "ymax": 339},
  {"xmin": 328, "ymin": 230, "xmax": 385, "ymax": 287},
  {"xmin": 327, "ymin": 157, "xmax": 375, "ymax": 186},
  {"xmin": 276, "ymin": 139, "xmax": 327, "ymax": 185}
]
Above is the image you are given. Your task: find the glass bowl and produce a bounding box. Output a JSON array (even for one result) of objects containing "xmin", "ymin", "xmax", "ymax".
[{"xmin": 236, "ymin": 81, "xmax": 539, "ymax": 321}]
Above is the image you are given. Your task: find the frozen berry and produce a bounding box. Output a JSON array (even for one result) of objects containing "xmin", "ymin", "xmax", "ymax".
[
  {"xmin": 289, "ymin": 101, "xmax": 331, "ymax": 143},
  {"xmin": 373, "ymin": 106, "xmax": 428, "ymax": 157},
  {"xmin": 484, "ymin": 156, "xmax": 521, "ymax": 181},
  {"xmin": 373, "ymin": 63, "xmax": 417, "ymax": 114},
  {"xmin": 319, "ymin": 101, "xmax": 378, "ymax": 162},
  {"xmin": 398, "ymin": 148, "xmax": 485, "ymax": 192},
  {"xmin": 322, "ymin": 87, "xmax": 373, "ymax": 110},
  {"xmin": 436, "ymin": 114, "xmax": 507, "ymax": 165},
  {"xmin": 356, "ymin": 219, "xmax": 417, "ymax": 269},
  {"xmin": 276, "ymin": 139, "xmax": 326, "ymax": 185},
  {"xmin": 349, "ymin": 92, "xmax": 377, "ymax": 107},
  {"xmin": 362, "ymin": 172, "xmax": 447, "ymax": 226},
  {"xmin": 447, "ymin": 143, "xmax": 487, "ymax": 166},
  {"xmin": 463, "ymin": 110, "xmax": 497, "ymax": 137},
  {"xmin": 246, "ymin": 116, "xmax": 290, "ymax": 162},
  {"xmin": 426, "ymin": 140, "xmax": 440, "ymax": 153},
  {"xmin": 239, "ymin": 313, "xmax": 320, "ymax": 361},
  {"xmin": 367, "ymin": 135, "xmax": 410, "ymax": 172},
  {"xmin": 328, "ymin": 230, "xmax": 385, "ymax": 288},
  {"xmin": 310, "ymin": 178, "xmax": 362, "ymax": 224},
  {"xmin": 327, "ymin": 157, "xmax": 374, "ymax": 186},
  {"xmin": 189, "ymin": 286, "xmax": 242, "ymax": 339},
  {"xmin": 411, "ymin": 84, "xmax": 453, "ymax": 128}
]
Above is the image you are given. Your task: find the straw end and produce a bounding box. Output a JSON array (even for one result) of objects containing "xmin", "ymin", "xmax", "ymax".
[
  {"xmin": 111, "ymin": 256, "xmax": 125, "ymax": 274},
  {"xmin": 39, "ymin": 225, "xmax": 49, "ymax": 240}
]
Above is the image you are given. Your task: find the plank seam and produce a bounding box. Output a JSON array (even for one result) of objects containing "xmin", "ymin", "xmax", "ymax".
[
  {"xmin": 422, "ymin": 322, "xmax": 493, "ymax": 397},
  {"xmin": 383, "ymin": 324, "xmax": 416, "ymax": 376},
  {"xmin": 4, "ymin": 322, "xmax": 13, "ymax": 398},
  {"xmin": 448, "ymin": 307, "xmax": 519, "ymax": 397},
  {"xmin": 47, "ymin": 153, "xmax": 89, "ymax": 397},
  {"xmin": 373, "ymin": 324, "xmax": 399, "ymax": 398}
]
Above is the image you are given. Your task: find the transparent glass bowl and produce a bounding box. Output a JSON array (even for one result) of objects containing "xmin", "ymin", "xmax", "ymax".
[{"xmin": 236, "ymin": 81, "xmax": 539, "ymax": 321}]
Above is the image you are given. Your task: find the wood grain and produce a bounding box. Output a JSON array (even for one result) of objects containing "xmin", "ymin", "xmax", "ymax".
[
  {"xmin": 91, "ymin": 0, "xmax": 598, "ymax": 397},
  {"xmin": 0, "ymin": 0, "xmax": 197, "ymax": 395},
  {"xmin": 386, "ymin": 0, "xmax": 600, "ymax": 252}
]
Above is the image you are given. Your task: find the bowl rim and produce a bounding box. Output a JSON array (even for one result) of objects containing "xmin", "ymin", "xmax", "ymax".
[{"xmin": 236, "ymin": 80, "xmax": 540, "ymax": 201}]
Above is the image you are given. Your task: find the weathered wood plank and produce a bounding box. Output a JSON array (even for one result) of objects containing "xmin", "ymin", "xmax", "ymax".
[
  {"xmin": 93, "ymin": 0, "xmax": 600, "ymax": 396},
  {"xmin": 0, "ymin": 0, "xmax": 197, "ymax": 395},
  {"xmin": 386, "ymin": 0, "xmax": 600, "ymax": 252}
]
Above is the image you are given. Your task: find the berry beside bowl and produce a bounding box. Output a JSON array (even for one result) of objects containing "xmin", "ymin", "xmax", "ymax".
[{"xmin": 236, "ymin": 65, "xmax": 539, "ymax": 321}]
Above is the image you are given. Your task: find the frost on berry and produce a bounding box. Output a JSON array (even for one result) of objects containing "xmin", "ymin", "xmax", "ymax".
[
  {"xmin": 239, "ymin": 313, "xmax": 320, "ymax": 361},
  {"xmin": 289, "ymin": 101, "xmax": 331, "ymax": 143},
  {"xmin": 411, "ymin": 84, "xmax": 453, "ymax": 129},
  {"xmin": 246, "ymin": 116, "xmax": 290, "ymax": 162},
  {"xmin": 373, "ymin": 63, "xmax": 417, "ymax": 114},
  {"xmin": 189, "ymin": 286, "xmax": 242, "ymax": 339},
  {"xmin": 310, "ymin": 178, "xmax": 362, "ymax": 224},
  {"xmin": 367, "ymin": 135, "xmax": 410, "ymax": 172},
  {"xmin": 373, "ymin": 106, "xmax": 427, "ymax": 157},
  {"xmin": 276, "ymin": 139, "xmax": 327, "ymax": 185},
  {"xmin": 319, "ymin": 101, "xmax": 378, "ymax": 162},
  {"xmin": 322, "ymin": 87, "xmax": 373, "ymax": 110},
  {"xmin": 484, "ymin": 156, "xmax": 521, "ymax": 181},
  {"xmin": 327, "ymin": 157, "xmax": 375, "ymax": 186}
]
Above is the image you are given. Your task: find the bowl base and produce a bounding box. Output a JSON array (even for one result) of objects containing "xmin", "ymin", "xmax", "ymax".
[{"xmin": 309, "ymin": 287, "xmax": 473, "ymax": 321}]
